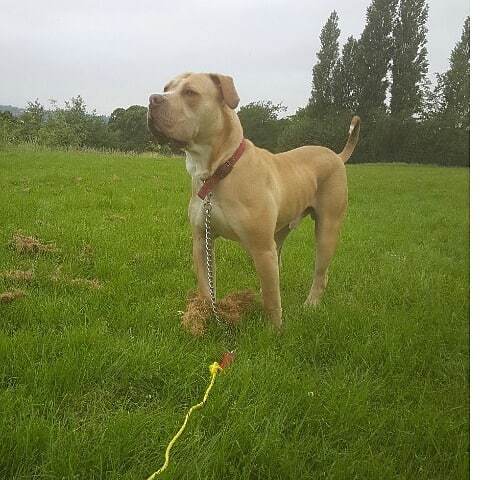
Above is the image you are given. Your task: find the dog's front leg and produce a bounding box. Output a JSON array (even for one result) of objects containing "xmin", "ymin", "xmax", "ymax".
[
  {"xmin": 192, "ymin": 228, "xmax": 212, "ymax": 300},
  {"xmin": 248, "ymin": 244, "xmax": 282, "ymax": 328}
]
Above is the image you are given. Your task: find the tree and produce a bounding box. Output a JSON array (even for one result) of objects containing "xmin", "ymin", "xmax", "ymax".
[
  {"xmin": 37, "ymin": 96, "xmax": 89, "ymax": 148},
  {"xmin": 237, "ymin": 101, "xmax": 287, "ymax": 152},
  {"xmin": 0, "ymin": 111, "xmax": 20, "ymax": 144},
  {"xmin": 437, "ymin": 16, "xmax": 470, "ymax": 129},
  {"xmin": 109, "ymin": 108, "xmax": 126, "ymax": 126},
  {"xmin": 19, "ymin": 99, "xmax": 45, "ymax": 142},
  {"xmin": 391, "ymin": 0, "xmax": 429, "ymax": 118},
  {"xmin": 333, "ymin": 36, "xmax": 360, "ymax": 114},
  {"xmin": 108, "ymin": 105, "xmax": 151, "ymax": 151},
  {"xmin": 309, "ymin": 11, "xmax": 340, "ymax": 116},
  {"xmin": 35, "ymin": 96, "xmax": 111, "ymax": 149},
  {"xmin": 356, "ymin": 0, "xmax": 398, "ymax": 118},
  {"xmin": 278, "ymin": 106, "xmax": 352, "ymax": 156}
]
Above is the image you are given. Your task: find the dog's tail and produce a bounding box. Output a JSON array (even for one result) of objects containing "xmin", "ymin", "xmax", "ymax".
[{"xmin": 338, "ymin": 116, "xmax": 361, "ymax": 163}]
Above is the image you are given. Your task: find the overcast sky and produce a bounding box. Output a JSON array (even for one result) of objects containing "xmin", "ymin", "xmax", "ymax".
[{"xmin": 0, "ymin": 0, "xmax": 469, "ymax": 115}]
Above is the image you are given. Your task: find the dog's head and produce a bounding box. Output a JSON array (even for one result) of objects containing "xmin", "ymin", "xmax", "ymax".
[{"xmin": 147, "ymin": 73, "xmax": 240, "ymax": 148}]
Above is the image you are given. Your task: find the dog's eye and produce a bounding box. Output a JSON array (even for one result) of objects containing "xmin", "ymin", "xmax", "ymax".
[{"xmin": 183, "ymin": 89, "xmax": 197, "ymax": 97}]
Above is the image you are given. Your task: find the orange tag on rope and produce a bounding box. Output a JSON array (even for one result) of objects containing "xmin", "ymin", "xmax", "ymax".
[{"xmin": 219, "ymin": 351, "xmax": 235, "ymax": 369}]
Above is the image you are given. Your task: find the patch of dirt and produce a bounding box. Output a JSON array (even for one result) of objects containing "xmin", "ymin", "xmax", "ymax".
[
  {"xmin": 70, "ymin": 278, "xmax": 102, "ymax": 289},
  {"xmin": 80, "ymin": 244, "xmax": 94, "ymax": 259},
  {"xmin": 12, "ymin": 234, "xmax": 57, "ymax": 254},
  {"xmin": 181, "ymin": 290, "xmax": 256, "ymax": 336},
  {"xmin": 50, "ymin": 266, "xmax": 63, "ymax": 282},
  {"xmin": 0, "ymin": 270, "xmax": 34, "ymax": 281},
  {"xmin": 217, "ymin": 290, "xmax": 257, "ymax": 325},
  {"xmin": 181, "ymin": 291, "xmax": 211, "ymax": 336},
  {"xmin": 0, "ymin": 290, "xmax": 26, "ymax": 303},
  {"xmin": 108, "ymin": 214, "xmax": 127, "ymax": 221},
  {"xmin": 50, "ymin": 266, "xmax": 102, "ymax": 289}
]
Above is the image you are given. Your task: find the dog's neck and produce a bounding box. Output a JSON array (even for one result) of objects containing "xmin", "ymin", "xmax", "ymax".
[
  {"xmin": 185, "ymin": 109, "xmax": 243, "ymax": 183},
  {"xmin": 185, "ymin": 144, "xmax": 214, "ymax": 181}
]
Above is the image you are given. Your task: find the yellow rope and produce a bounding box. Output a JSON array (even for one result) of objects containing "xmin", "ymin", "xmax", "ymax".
[{"xmin": 146, "ymin": 362, "xmax": 223, "ymax": 480}]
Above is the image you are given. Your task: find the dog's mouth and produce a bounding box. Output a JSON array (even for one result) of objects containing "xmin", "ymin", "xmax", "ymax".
[
  {"xmin": 147, "ymin": 113, "xmax": 188, "ymax": 149},
  {"xmin": 147, "ymin": 114, "xmax": 169, "ymax": 142}
]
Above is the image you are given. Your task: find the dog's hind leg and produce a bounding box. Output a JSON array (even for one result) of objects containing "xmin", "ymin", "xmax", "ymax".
[
  {"xmin": 274, "ymin": 226, "xmax": 291, "ymax": 268},
  {"xmin": 275, "ymin": 208, "xmax": 313, "ymax": 268},
  {"xmin": 305, "ymin": 172, "xmax": 347, "ymax": 306},
  {"xmin": 304, "ymin": 217, "xmax": 343, "ymax": 306}
]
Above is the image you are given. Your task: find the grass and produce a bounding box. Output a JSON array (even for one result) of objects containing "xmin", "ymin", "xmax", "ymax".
[{"xmin": 0, "ymin": 145, "xmax": 469, "ymax": 479}]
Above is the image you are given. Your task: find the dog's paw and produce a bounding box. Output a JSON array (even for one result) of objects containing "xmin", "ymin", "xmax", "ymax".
[{"xmin": 303, "ymin": 296, "xmax": 320, "ymax": 308}]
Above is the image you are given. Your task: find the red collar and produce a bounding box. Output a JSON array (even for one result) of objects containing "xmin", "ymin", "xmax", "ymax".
[{"xmin": 197, "ymin": 139, "xmax": 246, "ymax": 199}]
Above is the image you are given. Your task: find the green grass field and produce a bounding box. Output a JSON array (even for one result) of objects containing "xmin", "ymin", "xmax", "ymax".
[{"xmin": 0, "ymin": 146, "xmax": 469, "ymax": 479}]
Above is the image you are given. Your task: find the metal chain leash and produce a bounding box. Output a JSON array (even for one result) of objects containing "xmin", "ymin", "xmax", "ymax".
[
  {"xmin": 203, "ymin": 192, "xmax": 220, "ymax": 324},
  {"xmin": 203, "ymin": 192, "xmax": 236, "ymax": 346}
]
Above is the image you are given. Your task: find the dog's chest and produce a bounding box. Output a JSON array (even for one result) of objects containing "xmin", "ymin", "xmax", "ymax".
[{"xmin": 188, "ymin": 195, "xmax": 236, "ymax": 240}]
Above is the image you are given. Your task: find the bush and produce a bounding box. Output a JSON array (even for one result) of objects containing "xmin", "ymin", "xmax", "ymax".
[
  {"xmin": 0, "ymin": 112, "xmax": 20, "ymax": 145},
  {"xmin": 278, "ymin": 109, "xmax": 469, "ymax": 167},
  {"xmin": 238, "ymin": 101, "xmax": 288, "ymax": 153}
]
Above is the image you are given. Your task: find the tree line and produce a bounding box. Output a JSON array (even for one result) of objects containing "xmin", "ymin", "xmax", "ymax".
[
  {"xmin": 0, "ymin": 0, "xmax": 469, "ymax": 166},
  {"xmin": 241, "ymin": 2, "xmax": 469, "ymax": 166},
  {"xmin": 0, "ymin": 97, "xmax": 155, "ymax": 153}
]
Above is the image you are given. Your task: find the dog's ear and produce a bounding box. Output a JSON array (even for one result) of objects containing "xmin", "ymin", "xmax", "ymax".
[{"xmin": 209, "ymin": 74, "xmax": 240, "ymax": 109}]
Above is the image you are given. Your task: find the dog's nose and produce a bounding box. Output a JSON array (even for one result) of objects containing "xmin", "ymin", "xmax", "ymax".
[{"xmin": 149, "ymin": 94, "xmax": 164, "ymax": 106}]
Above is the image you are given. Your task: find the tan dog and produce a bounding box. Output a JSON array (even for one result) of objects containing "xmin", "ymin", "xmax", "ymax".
[{"xmin": 148, "ymin": 73, "xmax": 360, "ymax": 328}]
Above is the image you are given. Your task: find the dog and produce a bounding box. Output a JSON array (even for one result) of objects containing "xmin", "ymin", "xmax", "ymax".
[{"xmin": 148, "ymin": 72, "xmax": 360, "ymax": 328}]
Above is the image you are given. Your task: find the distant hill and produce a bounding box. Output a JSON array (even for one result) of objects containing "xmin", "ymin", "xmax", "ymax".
[{"xmin": 0, "ymin": 105, "xmax": 25, "ymax": 117}]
